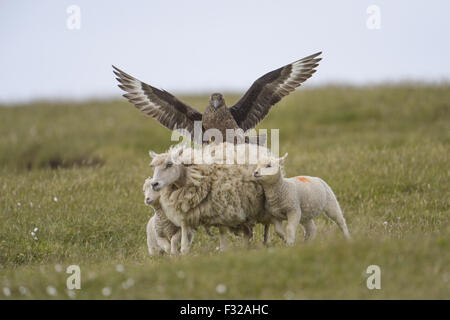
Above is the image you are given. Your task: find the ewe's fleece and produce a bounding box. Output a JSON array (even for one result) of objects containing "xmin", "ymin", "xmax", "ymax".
[{"xmin": 156, "ymin": 143, "xmax": 271, "ymax": 229}]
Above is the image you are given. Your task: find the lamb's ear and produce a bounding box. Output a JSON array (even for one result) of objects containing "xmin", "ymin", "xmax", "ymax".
[
  {"xmin": 278, "ymin": 153, "xmax": 288, "ymax": 164},
  {"xmin": 149, "ymin": 150, "xmax": 158, "ymax": 158}
]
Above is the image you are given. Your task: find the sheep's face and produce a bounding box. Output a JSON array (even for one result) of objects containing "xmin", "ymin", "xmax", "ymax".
[
  {"xmin": 149, "ymin": 148, "xmax": 185, "ymax": 191},
  {"xmin": 143, "ymin": 178, "xmax": 160, "ymax": 206},
  {"xmin": 253, "ymin": 153, "xmax": 288, "ymax": 184}
]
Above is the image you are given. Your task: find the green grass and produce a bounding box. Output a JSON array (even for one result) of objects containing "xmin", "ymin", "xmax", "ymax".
[{"xmin": 0, "ymin": 85, "xmax": 449, "ymax": 299}]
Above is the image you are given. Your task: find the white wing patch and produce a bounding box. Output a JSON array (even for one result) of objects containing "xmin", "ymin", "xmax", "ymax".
[
  {"xmin": 116, "ymin": 76, "xmax": 161, "ymax": 114},
  {"xmin": 275, "ymin": 57, "xmax": 319, "ymax": 94}
]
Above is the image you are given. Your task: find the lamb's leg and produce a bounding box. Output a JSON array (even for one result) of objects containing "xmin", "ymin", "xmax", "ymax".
[
  {"xmin": 272, "ymin": 219, "xmax": 286, "ymax": 241},
  {"xmin": 323, "ymin": 192, "xmax": 351, "ymax": 240},
  {"xmin": 170, "ymin": 230, "xmax": 181, "ymax": 255},
  {"xmin": 218, "ymin": 226, "xmax": 228, "ymax": 251},
  {"xmin": 180, "ymin": 221, "xmax": 191, "ymax": 255},
  {"xmin": 301, "ymin": 219, "xmax": 317, "ymax": 241},
  {"xmin": 146, "ymin": 219, "xmax": 154, "ymax": 255},
  {"xmin": 146, "ymin": 218, "xmax": 161, "ymax": 256},
  {"xmin": 263, "ymin": 224, "xmax": 271, "ymax": 245},
  {"xmin": 286, "ymin": 209, "xmax": 301, "ymax": 246}
]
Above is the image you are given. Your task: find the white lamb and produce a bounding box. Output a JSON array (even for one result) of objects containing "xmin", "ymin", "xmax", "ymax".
[
  {"xmin": 253, "ymin": 153, "xmax": 351, "ymax": 245},
  {"xmin": 143, "ymin": 177, "xmax": 193, "ymax": 255},
  {"xmin": 149, "ymin": 143, "xmax": 269, "ymax": 254}
]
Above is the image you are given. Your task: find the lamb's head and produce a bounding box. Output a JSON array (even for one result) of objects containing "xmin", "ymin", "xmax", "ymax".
[
  {"xmin": 143, "ymin": 177, "xmax": 160, "ymax": 206},
  {"xmin": 149, "ymin": 147, "xmax": 186, "ymax": 191},
  {"xmin": 253, "ymin": 153, "xmax": 288, "ymax": 184}
]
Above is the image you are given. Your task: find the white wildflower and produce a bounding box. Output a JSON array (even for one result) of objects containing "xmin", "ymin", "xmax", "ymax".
[
  {"xmin": 115, "ymin": 264, "xmax": 124, "ymax": 273},
  {"xmin": 19, "ymin": 286, "xmax": 30, "ymax": 296},
  {"xmin": 102, "ymin": 287, "xmax": 112, "ymax": 297},
  {"xmin": 2, "ymin": 287, "xmax": 11, "ymax": 296},
  {"xmin": 31, "ymin": 230, "xmax": 38, "ymax": 240},
  {"xmin": 46, "ymin": 286, "xmax": 57, "ymax": 296},
  {"xmin": 121, "ymin": 278, "xmax": 135, "ymax": 290},
  {"xmin": 216, "ymin": 284, "xmax": 227, "ymax": 294},
  {"xmin": 53, "ymin": 197, "xmax": 58, "ymax": 202}
]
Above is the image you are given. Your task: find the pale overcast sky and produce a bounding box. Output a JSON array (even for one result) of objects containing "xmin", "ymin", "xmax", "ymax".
[{"xmin": 0, "ymin": 0, "xmax": 449, "ymax": 103}]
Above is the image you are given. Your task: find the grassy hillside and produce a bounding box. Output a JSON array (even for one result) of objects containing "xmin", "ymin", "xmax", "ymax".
[{"xmin": 0, "ymin": 85, "xmax": 449, "ymax": 299}]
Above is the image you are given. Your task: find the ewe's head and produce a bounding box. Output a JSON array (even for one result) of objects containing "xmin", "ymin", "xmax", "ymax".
[
  {"xmin": 149, "ymin": 147, "xmax": 185, "ymax": 191},
  {"xmin": 143, "ymin": 177, "xmax": 160, "ymax": 206},
  {"xmin": 253, "ymin": 153, "xmax": 288, "ymax": 184}
]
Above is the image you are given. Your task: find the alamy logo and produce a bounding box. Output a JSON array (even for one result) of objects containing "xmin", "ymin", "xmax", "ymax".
[
  {"xmin": 366, "ymin": 265, "xmax": 381, "ymax": 289},
  {"xmin": 66, "ymin": 5, "xmax": 81, "ymax": 30},
  {"xmin": 170, "ymin": 120, "xmax": 280, "ymax": 164},
  {"xmin": 366, "ymin": 5, "xmax": 381, "ymax": 30},
  {"xmin": 66, "ymin": 265, "xmax": 81, "ymax": 290}
]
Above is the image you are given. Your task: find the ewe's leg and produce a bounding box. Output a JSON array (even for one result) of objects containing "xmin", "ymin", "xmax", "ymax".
[
  {"xmin": 241, "ymin": 225, "xmax": 253, "ymax": 247},
  {"xmin": 188, "ymin": 230, "xmax": 195, "ymax": 245},
  {"xmin": 241, "ymin": 226, "xmax": 253, "ymax": 248},
  {"xmin": 157, "ymin": 237, "xmax": 171, "ymax": 254},
  {"xmin": 272, "ymin": 219, "xmax": 286, "ymax": 241},
  {"xmin": 301, "ymin": 219, "xmax": 317, "ymax": 241},
  {"xmin": 170, "ymin": 230, "xmax": 181, "ymax": 255},
  {"xmin": 323, "ymin": 195, "xmax": 351, "ymax": 240},
  {"xmin": 180, "ymin": 221, "xmax": 191, "ymax": 255},
  {"xmin": 218, "ymin": 227, "xmax": 229, "ymax": 251},
  {"xmin": 263, "ymin": 224, "xmax": 271, "ymax": 245},
  {"xmin": 204, "ymin": 226, "xmax": 214, "ymax": 238},
  {"xmin": 240, "ymin": 230, "xmax": 250, "ymax": 248},
  {"xmin": 286, "ymin": 209, "xmax": 301, "ymax": 246}
]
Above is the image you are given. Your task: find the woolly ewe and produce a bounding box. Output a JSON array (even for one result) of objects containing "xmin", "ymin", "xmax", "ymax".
[{"xmin": 149, "ymin": 143, "xmax": 268, "ymax": 254}]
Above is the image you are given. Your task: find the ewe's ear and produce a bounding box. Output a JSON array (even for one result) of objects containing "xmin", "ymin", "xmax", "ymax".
[
  {"xmin": 149, "ymin": 150, "xmax": 158, "ymax": 158},
  {"xmin": 278, "ymin": 153, "xmax": 288, "ymax": 164},
  {"xmin": 170, "ymin": 147, "xmax": 184, "ymax": 165},
  {"xmin": 174, "ymin": 148, "xmax": 183, "ymax": 161}
]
